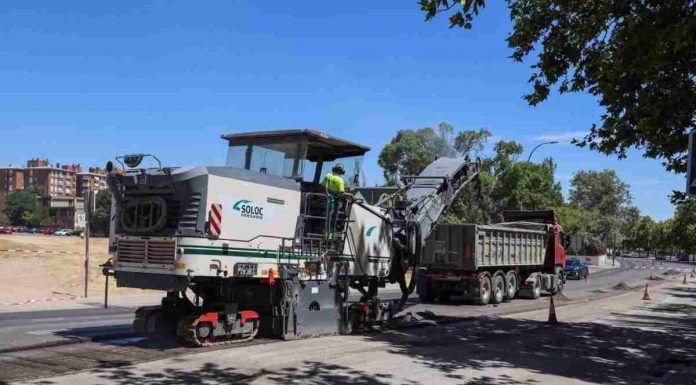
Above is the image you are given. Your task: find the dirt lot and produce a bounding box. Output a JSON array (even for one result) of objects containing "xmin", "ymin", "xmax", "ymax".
[{"xmin": 0, "ymin": 234, "xmax": 148, "ymax": 305}]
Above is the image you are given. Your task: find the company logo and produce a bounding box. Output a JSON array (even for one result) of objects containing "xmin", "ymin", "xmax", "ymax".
[
  {"xmin": 233, "ymin": 199, "xmax": 264, "ymax": 220},
  {"xmin": 366, "ymin": 226, "xmax": 376, "ymax": 237}
]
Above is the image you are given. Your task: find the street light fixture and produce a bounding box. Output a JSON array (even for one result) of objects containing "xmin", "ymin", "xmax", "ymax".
[{"xmin": 527, "ymin": 141, "xmax": 559, "ymax": 162}]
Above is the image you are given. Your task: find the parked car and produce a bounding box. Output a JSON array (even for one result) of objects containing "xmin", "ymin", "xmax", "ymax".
[
  {"xmin": 565, "ymin": 258, "xmax": 589, "ymax": 280},
  {"xmin": 0, "ymin": 226, "xmax": 13, "ymax": 234},
  {"xmin": 677, "ymin": 254, "xmax": 691, "ymax": 262},
  {"xmin": 54, "ymin": 229, "xmax": 73, "ymax": 236},
  {"xmin": 621, "ymin": 252, "xmax": 634, "ymax": 258},
  {"xmin": 42, "ymin": 227, "xmax": 55, "ymax": 235},
  {"xmin": 15, "ymin": 226, "xmax": 27, "ymax": 233},
  {"xmin": 28, "ymin": 227, "xmax": 42, "ymax": 234}
]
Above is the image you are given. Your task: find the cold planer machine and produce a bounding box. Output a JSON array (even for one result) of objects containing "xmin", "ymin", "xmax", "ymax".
[{"xmin": 103, "ymin": 129, "xmax": 479, "ymax": 345}]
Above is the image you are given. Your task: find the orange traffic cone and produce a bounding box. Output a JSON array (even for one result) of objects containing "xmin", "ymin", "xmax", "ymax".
[
  {"xmin": 683, "ymin": 274, "xmax": 688, "ymax": 285},
  {"xmin": 642, "ymin": 283, "xmax": 651, "ymax": 300},
  {"xmin": 547, "ymin": 296, "xmax": 559, "ymax": 324}
]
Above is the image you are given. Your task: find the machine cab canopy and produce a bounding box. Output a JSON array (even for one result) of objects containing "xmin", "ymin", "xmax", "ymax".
[{"xmin": 222, "ymin": 129, "xmax": 369, "ymax": 188}]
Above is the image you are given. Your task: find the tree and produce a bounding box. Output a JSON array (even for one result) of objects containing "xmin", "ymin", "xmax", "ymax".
[
  {"xmin": 90, "ymin": 189, "xmax": 113, "ymax": 234},
  {"xmin": 453, "ymin": 128, "xmax": 491, "ymax": 157},
  {"xmin": 671, "ymin": 198, "xmax": 696, "ymax": 254},
  {"xmin": 420, "ymin": 0, "xmax": 696, "ymax": 175},
  {"xmin": 378, "ymin": 126, "xmax": 454, "ymax": 185},
  {"xmin": 493, "ymin": 158, "xmax": 563, "ymax": 211},
  {"xmin": 568, "ymin": 169, "xmax": 634, "ymax": 251},
  {"xmin": 2, "ymin": 187, "xmax": 50, "ymax": 226},
  {"xmin": 555, "ymin": 205, "xmax": 597, "ymax": 237},
  {"xmin": 569, "ymin": 170, "xmax": 631, "ymax": 215}
]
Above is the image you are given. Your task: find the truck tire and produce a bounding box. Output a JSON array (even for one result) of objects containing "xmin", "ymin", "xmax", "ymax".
[
  {"xmin": 548, "ymin": 266, "xmax": 565, "ymax": 295},
  {"xmin": 503, "ymin": 271, "xmax": 517, "ymax": 302},
  {"xmin": 473, "ymin": 275, "xmax": 492, "ymax": 305},
  {"xmin": 531, "ymin": 275, "xmax": 541, "ymax": 299},
  {"xmin": 491, "ymin": 274, "xmax": 505, "ymax": 304}
]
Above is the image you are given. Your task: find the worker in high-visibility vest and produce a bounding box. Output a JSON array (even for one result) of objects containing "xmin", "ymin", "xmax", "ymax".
[{"xmin": 321, "ymin": 164, "xmax": 350, "ymax": 241}]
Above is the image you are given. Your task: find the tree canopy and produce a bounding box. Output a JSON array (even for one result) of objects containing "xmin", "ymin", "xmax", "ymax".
[
  {"xmin": 378, "ymin": 126, "xmax": 454, "ymax": 185},
  {"xmin": 2, "ymin": 187, "xmax": 51, "ymax": 226},
  {"xmin": 90, "ymin": 189, "xmax": 113, "ymax": 234},
  {"xmin": 379, "ymin": 122, "xmax": 564, "ymax": 223},
  {"xmin": 419, "ymin": 0, "xmax": 696, "ymax": 175}
]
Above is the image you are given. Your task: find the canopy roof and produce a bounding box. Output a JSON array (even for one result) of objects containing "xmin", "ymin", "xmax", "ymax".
[{"xmin": 222, "ymin": 129, "xmax": 370, "ymax": 162}]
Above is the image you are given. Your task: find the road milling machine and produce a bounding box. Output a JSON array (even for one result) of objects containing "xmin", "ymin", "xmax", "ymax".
[{"xmin": 104, "ymin": 129, "xmax": 479, "ymax": 346}]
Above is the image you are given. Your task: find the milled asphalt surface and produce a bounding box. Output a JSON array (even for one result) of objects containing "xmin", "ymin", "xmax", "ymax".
[
  {"xmin": 0, "ymin": 257, "xmax": 691, "ymax": 383},
  {"xmin": 0, "ymin": 257, "xmax": 689, "ymax": 352},
  {"xmin": 15, "ymin": 268, "xmax": 696, "ymax": 385}
]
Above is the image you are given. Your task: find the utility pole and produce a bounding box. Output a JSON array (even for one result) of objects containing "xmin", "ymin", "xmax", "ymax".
[{"xmin": 83, "ymin": 191, "xmax": 92, "ymax": 298}]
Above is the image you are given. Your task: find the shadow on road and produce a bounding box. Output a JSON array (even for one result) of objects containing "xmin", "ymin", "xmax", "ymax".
[
  {"xmin": 19, "ymin": 290, "xmax": 696, "ymax": 385},
  {"xmin": 365, "ymin": 296, "xmax": 696, "ymax": 384}
]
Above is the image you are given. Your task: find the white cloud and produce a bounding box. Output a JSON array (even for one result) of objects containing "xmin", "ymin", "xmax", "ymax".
[{"xmin": 532, "ymin": 131, "xmax": 586, "ymax": 143}]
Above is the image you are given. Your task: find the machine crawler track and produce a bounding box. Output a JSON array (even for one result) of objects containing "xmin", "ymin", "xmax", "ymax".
[{"xmin": 177, "ymin": 314, "xmax": 259, "ymax": 347}]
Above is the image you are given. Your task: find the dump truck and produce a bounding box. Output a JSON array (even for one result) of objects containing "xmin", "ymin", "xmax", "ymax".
[
  {"xmin": 417, "ymin": 210, "xmax": 568, "ymax": 304},
  {"xmin": 103, "ymin": 129, "xmax": 480, "ymax": 345}
]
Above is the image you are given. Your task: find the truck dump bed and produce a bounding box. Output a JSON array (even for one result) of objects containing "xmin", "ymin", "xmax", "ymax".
[{"xmin": 423, "ymin": 223, "xmax": 549, "ymax": 270}]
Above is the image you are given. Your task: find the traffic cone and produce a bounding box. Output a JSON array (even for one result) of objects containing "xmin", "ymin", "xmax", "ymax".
[
  {"xmin": 642, "ymin": 283, "xmax": 651, "ymax": 300},
  {"xmin": 547, "ymin": 295, "xmax": 559, "ymax": 324}
]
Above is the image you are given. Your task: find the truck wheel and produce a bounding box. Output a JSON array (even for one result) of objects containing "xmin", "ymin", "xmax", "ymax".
[
  {"xmin": 474, "ymin": 275, "xmax": 491, "ymax": 305},
  {"xmin": 491, "ymin": 274, "xmax": 504, "ymax": 304},
  {"xmin": 531, "ymin": 276, "xmax": 541, "ymax": 300},
  {"xmin": 549, "ymin": 266, "xmax": 565, "ymax": 295},
  {"xmin": 503, "ymin": 272, "xmax": 517, "ymax": 302}
]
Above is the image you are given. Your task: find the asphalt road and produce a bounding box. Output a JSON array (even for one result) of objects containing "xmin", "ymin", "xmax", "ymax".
[
  {"xmin": 0, "ymin": 257, "xmax": 690, "ymax": 383},
  {"xmin": 0, "ymin": 257, "xmax": 688, "ymax": 353}
]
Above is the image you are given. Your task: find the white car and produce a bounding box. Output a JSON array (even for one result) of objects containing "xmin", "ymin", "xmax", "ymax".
[{"xmin": 54, "ymin": 229, "xmax": 73, "ymax": 236}]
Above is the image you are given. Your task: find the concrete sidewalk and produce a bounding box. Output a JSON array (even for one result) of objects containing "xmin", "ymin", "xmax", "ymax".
[{"xmin": 19, "ymin": 275, "xmax": 694, "ymax": 385}]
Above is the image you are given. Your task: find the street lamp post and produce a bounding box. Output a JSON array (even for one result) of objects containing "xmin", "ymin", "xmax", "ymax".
[{"xmin": 527, "ymin": 141, "xmax": 559, "ymax": 162}]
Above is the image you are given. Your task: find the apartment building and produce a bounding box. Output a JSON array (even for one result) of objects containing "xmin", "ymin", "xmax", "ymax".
[
  {"xmin": 0, "ymin": 159, "xmax": 108, "ymax": 228},
  {"xmin": 77, "ymin": 167, "xmax": 108, "ymax": 195}
]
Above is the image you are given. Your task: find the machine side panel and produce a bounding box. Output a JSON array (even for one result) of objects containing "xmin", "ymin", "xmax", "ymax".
[
  {"xmin": 341, "ymin": 203, "xmax": 392, "ymax": 277},
  {"xmin": 206, "ymin": 174, "xmax": 301, "ymax": 245}
]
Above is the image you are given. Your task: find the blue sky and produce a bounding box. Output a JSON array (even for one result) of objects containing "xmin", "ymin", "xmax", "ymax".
[{"xmin": 0, "ymin": 1, "xmax": 684, "ymax": 220}]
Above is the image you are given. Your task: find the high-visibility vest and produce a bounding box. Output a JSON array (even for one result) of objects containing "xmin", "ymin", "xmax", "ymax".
[{"xmin": 321, "ymin": 172, "xmax": 345, "ymax": 193}]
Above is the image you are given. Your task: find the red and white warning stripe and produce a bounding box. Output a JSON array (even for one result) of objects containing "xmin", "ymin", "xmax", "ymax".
[{"xmin": 209, "ymin": 203, "xmax": 222, "ymax": 237}]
